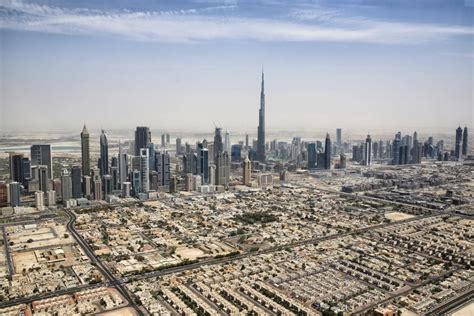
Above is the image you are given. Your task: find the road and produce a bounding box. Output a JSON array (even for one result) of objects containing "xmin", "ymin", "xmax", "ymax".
[
  {"xmin": 1, "ymin": 226, "xmax": 14, "ymax": 278},
  {"xmin": 64, "ymin": 209, "xmax": 144, "ymax": 316}
]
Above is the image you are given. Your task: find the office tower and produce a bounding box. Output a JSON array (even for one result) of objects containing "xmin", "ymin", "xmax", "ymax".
[
  {"xmin": 122, "ymin": 182, "xmax": 131, "ymax": 198},
  {"xmin": 131, "ymin": 170, "xmax": 141, "ymax": 196},
  {"xmin": 176, "ymin": 138, "xmax": 182, "ymax": 155},
  {"xmin": 31, "ymin": 144, "xmax": 53, "ymax": 179},
  {"xmin": 9, "ymin": 153, "xmax": 24, "ymax": 183},
  {"xmin": 32, "ymin": 165, "xmax": 49, "ymax": 193},
  {"xmin": 166, "ymin": 133, "xmax": 170, "ymax": 144},
  {"xmin": 103, "ymin": 175, "xmax": 112, "ymax": 196},
  {"xmin": 215, "ymin": 152, "xmax": 230, "ymax": 187},
  {"xmin": 155, "ymin": 151, "xmax": 171, "ymax": 189},
  {"xmin": 161, "ymin": 134, "xmax": 166, "ymax": 148},
  {"xmin": 455, "ymin": 126, "xmax": 462, "ymax": 159},
  {"xmin": 373, "ymin": 142, "xmax": 379, "ymax": 160},
  {"xmin": 324, "ymin": 133, "xmax": 331, "ymax": 170},
  {"xmin": 0, "ymin": 182, "xmax": 7, "ymax": 207},
  {"xmin": 257, "ymin": 71, "xmax": 266, "ymax": 162},
  {"xmin": 9, "ymin": 182, "xmax": 21, "ymax": 207},
  {"xmin": 462, "ymin": 126, "xmax": 468, "ymax": 156},
  {"xmin": 53, "ymin": 179, "xmax": 62, "ymax": 199},
  {"xmin": 170, "ymin": 176, "xmax": 178, "ymax": 193},
  {"xmin": 243, "ymin": 157, "xmax": 251, "ymax": 186},
  {"xmin": 71, "ymin": 165, "xmax": 82, "ymax": 198},
  {"xmin": 208, "ymin": 164, "xmax": 216, "ymax": 185},
  {"xmin": 21, "ymin": 157, "xmax": 31, "ymax": 185},
  {"xmin": 110, "ymin": 166, "xmax": 118, "ymax": 191},
  {"xmin": 35, "ymin": 191, "xmax": 45, "ymax": 211},
  {"xmin": 378, "ymin": 140, "xmax": 384, "ymax": 159},
  {"xmin": 392, "ymin": 132, "xmax": 401, "ymax": 165},
  {"xmin": 213, "ymin": 127, "xmax": 224, "ymax": 162},
  {"xmin": 245, "ymin": 134, "xmax": 249, "ymax": 150},
  {"xmin": 139, "ymin": 148, "xmax": 150, "ymax": 192},
  {"xmin": 146, "ymin": 143, "xmax": 155, "ymax": 173},
  {"xmin": 118, "ymin": 141, "xmax": 128, "ymax": 188},
  {"xmin": 412, "ymin": 131, "xmax": 422, "ymax": 164},
  {"xmin": 336, "ymin": 128, "xmax": 342, "ymax": 147},
  {"xmin": 200, "ymin": 148, "xmax": 209, "ymax": 184},
  {"xmin": 224, "ymin": 129, "xmax": 231, "ymax": 153},
  {"xmin": 81, "ymin": 125, "xmax": 90, "ymax": 176},
  {"xmin": 46, "ymin": 190, "xmax": 56, "ymax": 206},
  {"xmin": 231, "ymin": 144, "xmax": 242, "ymax": 162},
  {"xmin": 99, "ymin": 130, "xmax": 109, "ymax": 176},
  {"xmin": 339, "ymin": 154, "xmax": 347, "ymax": 169},
  {"xmin": 399, "ymin": 145, "xmax": 409, "ymax": 165},
  {"xmin": 363, "ymin": 134, "xmax": 372, "ymax": 166},
  {"xmin": 61, "ymin": 169, "xmax": 72, "ymax": 203},
  {"xmin": 82, "ymin": 176, "xmax": 91, "ymax": 198},
  {"xmin": 93, "ymin": 179, "xmax": 102, "ymax": 200},
  {"xmin": 307, "ymin": 143, "xmax": 317, "ymax": 169},
  {"xmin": 135, "ymin": 126, "xmax": 151, "ymax": 155}
]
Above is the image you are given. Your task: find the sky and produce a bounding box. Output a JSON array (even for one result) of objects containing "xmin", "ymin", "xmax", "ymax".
[{"xmin": 0, "ymin": 0, "xmax": 473, "ymax": 133}]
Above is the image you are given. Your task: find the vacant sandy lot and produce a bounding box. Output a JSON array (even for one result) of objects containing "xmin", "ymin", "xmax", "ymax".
[{"xmin": 384, "ymin": 211, "xmax": 415, "ymax": 221}]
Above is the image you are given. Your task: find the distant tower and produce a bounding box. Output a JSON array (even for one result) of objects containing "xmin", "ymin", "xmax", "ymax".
[
  {"xmin": 118, "ymin": 141, "xmax": 128, "ymax": 188},
  {"xmin": 9, "ymin": 182, "xmax": 21, "ymax": 207},
  {"xmin": 61, "ymin": 169, "xmax": 72, "ymax": 203},
  {"xmin": 139, "ymin": 148, "xmax": 150, "ymax": 192},
  {"xmin": 214, "ymin": 127, "xmax": 224, "ymax": 162},
  {"xmin": 99, "ymin": 130, "xmax": 109, "ymax": 176},
  {"xmin": 243, "ymin": 156, "xmax": 251, "ymax": 186},
  {"xmin": 324, "ymin": 133, "xmax": 331, "ymax": 170},
  {"xmin": 392, "ymin": 132, "xmax": 401, "ymax": 165},
  {"xmin": 363, "ymin": 134, "xmax": 372, "ymax": 166},
  {"xmin": 257, "ymin": 71, "xmax": 266, "ymax": 162},
  {"xmin": 336, "ymin": 128, "xmax": 342, "ymax": 147},
  {"xmin": 455, "ymin": 126, "xmax": 463, "ymax": 159},
  {"xmin": 30, "ymin": 144, "xmax": 53, "ymax": 179},
  {"xmin": 71, "ymin": 165, "xmax": 82, "ymax": 198},
  {"xmin": 135, "ymin": 126, "xmax": 151, "ymax": 156},
  {"xmin": 307, "ymin": 143, "xmax": 317, "ymax": 169},
  {"xmin": 81, "ymin": 125, "xmax": 90, "ymax": 176},
  {"xmin": 224, "ymin": 129, "xmax": 231, "ymax": 153},
  {"xmin": 216, "ymin": 152, "xmax": 230, "ymax": 188},
  {"xmin": 462, "ymin": 126, "xmax": 468, "ymax": 156}
]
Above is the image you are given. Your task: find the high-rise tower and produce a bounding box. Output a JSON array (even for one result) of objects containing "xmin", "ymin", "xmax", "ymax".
[
  {"xmin": 363, "ymin": 134, "xmax": 372, "ymax": 166},
  {"xmin": 135, "ymin": 126, "xmax": 151, "ymax": 156},
  {"xmin": 462, "ymin": 126, "xmax": 468, "ymax": 156},
  {"xmin": 455, "ymin": 126, "xmax": 462, "ymax": 159},
  {"xmin": 81, "ymin": 125, "xmax": 90, "ymax": 176},
  {"xmin": 324, "ymin": 133, "xmax": 331, "ymax": 170},
  {"xmin": 99, "ymin": 130, "xmax": 109, "ymax": 176},
  {"xmin": 30, "ymin": 144, "xmax": 53, "ymax": 179},
  {"xmin": 257, "ymin": 71, "xmax": 266, "ymax": 162}
]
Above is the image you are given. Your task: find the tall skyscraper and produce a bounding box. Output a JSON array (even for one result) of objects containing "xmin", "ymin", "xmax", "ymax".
[
  {"xmin": 81, "ymin": 125, "xmax": 90, "ymax": 176},
  {"xmin": 139, "ymin": 148, "xmax": 150, "ymax": 192},
  {"xmin": 245, "ymin": 134, "xmax": 249, "ymax": 150},
  {"xmin": 176, "ymin": 137, "xmax": 182, "ymax": 155},
  {"xmin": 243, "ymin": 156, "xmax": 251, "ymax": 186},
  {"xmin": 412, "ymin": 131, "xmax": 422, "ymax": 164},
  {"xmin": 9, "ymin": 182, "xmax": 21, "ymax": 207},
  {"xmin": 32, "ymin": 165, "xmax": 49, "ymax": 193},
  {"xmin": 35, "ymin": 191, "xmax": 45, "ymax": 211},
  {"xmin": 324, "ymin": 133, "xmax": 331, "ymax": 170},
  {"xmin": 224, "ymin": 129, "xmax": 231, "ymax": 153},
  {"xmin": 213, "ymin": 127, "xmax": 224, "ymax": 162},
  {"xmin": 31, "ymin": 144, "xmax": 53, "ymax": 179},
  {"xmin": 216, "ymin": 152, "xmax": 230, "ymax": 187},
  {"xmin": 71, "ymin": 165, "xmax": 82, "ymax": 198},
  {"xmin": 61, "ymin": 169, "xmax": 72, "ymax": 203},
  {"xmin": 336, "ymin": 128, "xmax": 342, "ymax": 147},
  {"xmin": 307, "ymin": 143, "xmax": 317, "ymax": 169},
  {"xmin": 135, "ymin": 126, "xmax": 151, "ymax": 156},
  {"xmin": 462, "ymin": 126, "xmax": 468, "ymax": 156},
  {"xmin": 455, "ymin": 126, "xmax": 462, "ymax": 159},
  {"xmin": 9, "ymin": 153, "xmax": 24, "ymax": 183},
  {"xmin": 118, "ymin": 141, "xmax": 128, "ymax": 188},
  {"xmin": 99, "ymin": 130, "xmax": 109, "ymax": 176},
  {"xmin": 257, "ymin": 71, "xmax": 266, "ymax": 162},
  {"xmin": 363, "ymin": 134, "xmax": 372, "ymax": 166},
  {"xmin": 392, "ymin": 132, "xmax": 401, "ymax": 165}
]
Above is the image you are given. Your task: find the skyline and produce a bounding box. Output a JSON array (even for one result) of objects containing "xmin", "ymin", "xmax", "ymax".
[{"xmin": 1, "ymin": 0, "xmax": 473, "ymax": 131}]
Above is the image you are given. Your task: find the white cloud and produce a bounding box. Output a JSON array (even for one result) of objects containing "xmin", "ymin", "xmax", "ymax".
[{"xmin": 0, "ymin": 0, "xmax": 472, "ymax": 44}]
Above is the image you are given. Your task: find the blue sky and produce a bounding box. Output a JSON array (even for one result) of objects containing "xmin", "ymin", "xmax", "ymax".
[{"xmin": 0, "ymin": 0, "xmax": 473, "ymax": 132}]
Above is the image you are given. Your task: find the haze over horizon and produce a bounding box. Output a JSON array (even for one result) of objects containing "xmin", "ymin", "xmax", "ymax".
[{"xmin": 1, "ymin": 0, "xmax": 473, "ymax": 132}]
